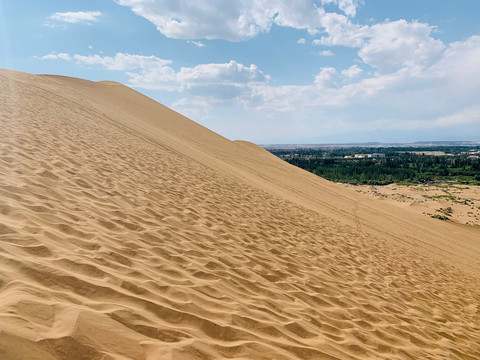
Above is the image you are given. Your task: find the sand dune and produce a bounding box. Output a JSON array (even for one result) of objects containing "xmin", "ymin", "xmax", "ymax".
[{"xmin": 1, "ymin": 69, "xmax": 479, "ymax": 359}]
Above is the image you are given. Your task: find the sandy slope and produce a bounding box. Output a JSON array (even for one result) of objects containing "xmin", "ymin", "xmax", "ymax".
[
  {"xmin": 0, "ymin": 69, "xmax": 479, "ymax": 360},
  {"xmin": 341, "ymin": 183, "xmax": 480, "ymax": 227}
]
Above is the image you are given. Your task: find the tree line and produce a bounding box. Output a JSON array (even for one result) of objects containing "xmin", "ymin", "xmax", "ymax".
[{"xmin": 269, "ymin": 147, "xmax": 480, "ymax": 185}]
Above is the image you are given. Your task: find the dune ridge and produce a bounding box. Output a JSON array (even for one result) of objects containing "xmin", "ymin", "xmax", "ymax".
[{"xmin": 0, "ymin": 69, "xmax": 479, "ymax": 359}]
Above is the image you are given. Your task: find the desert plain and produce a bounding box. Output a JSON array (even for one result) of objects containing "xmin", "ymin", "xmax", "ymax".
[
  {"xmin": 342, "ymin": 183, "xmax": 480, "ymax": 227},
  {"xmin": 0, "ymin": 69, "xmax": 479, "ymax": 359}
]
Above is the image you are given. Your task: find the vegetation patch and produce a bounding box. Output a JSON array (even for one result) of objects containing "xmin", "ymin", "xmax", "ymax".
[
  {"xmin": 269, "ymin": 146, "xmax": 480, "ymax": 186},
  {"xmin": 430, "ymin": 214, "xmax": 451, "ymax": 221},
  {"xmin": 437, "ymin": 207, "xmax": 453, "ymax": 216}
]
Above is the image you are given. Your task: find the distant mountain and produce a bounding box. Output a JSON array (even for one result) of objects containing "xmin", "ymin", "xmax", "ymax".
[{"xmin": 263, "ymin": 140, "xmax": 480, "ymax": 149}]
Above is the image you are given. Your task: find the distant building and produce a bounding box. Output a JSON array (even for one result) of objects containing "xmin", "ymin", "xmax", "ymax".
[
  {"xmin": 354, "ymin": 153, "xmax": 385, "ymax": 158},
  {"xmin": 368, "ymin": 153, "xmax": 386, "ymax": 158},
  {"xmin": 468, "ymin": 155, "xmax": 479, "ymax": 159},
  {"xmin": 410, "ymin": 151, "xmax": 446, "ymax": 156}
]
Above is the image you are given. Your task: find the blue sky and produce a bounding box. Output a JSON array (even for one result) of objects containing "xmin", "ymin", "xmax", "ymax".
[{"xmin": 2, "ymin": 0, "xmax": 480, "ymax": 144}]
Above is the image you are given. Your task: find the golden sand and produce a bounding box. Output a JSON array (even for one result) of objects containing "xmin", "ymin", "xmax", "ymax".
[
  {"xmin": 342, "ymin": 183, "xmax": 480, "ymax": 227},
  {"xmin": 0, "ymin": 69, "xmax": 479, "ymax": 359}
]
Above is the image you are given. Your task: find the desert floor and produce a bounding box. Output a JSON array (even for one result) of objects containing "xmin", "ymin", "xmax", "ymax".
[{"xmin": 341, "ymin": 183, "xmax": 480, "ymax": 227}]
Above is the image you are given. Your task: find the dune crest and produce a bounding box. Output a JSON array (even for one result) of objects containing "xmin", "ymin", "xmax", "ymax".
[{"xmin": 1, "ymin": 69, "xmax": 479, "ymax": 359}]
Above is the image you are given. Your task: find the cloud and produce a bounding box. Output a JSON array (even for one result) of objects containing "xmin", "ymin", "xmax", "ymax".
[
  {"xmin": 115, "ymin": 0, "xmax": 359, "ymax": 41},
  {"xmin": 318, "ymin": 50, "xmax": 334, "ymax": 56},
  {"xmin": 314, "ymin": 67, "xmax": 338, "ymax": 88},
  {"xmin": 172, "ymin": 97, "xmax": 211, "ymax": 109},
  {"xmin": 42, "ymin": 52, "xmax": 269, "ymax": 100},
  {"xmin": 49, "ymin": 11, "xmax": 102, "ymax": 24},
  {"xmin": 124, "ymin": 59, "xmax": 270, "ymax": 94},
  {"xmin": 187, "ymin": 40, "xmax": 205, "ymax": 47},
  {"xmin": 114, "ymin": 1, "xmax": 445, "ymax": 77},
  {"xmin": 433, "ymin": 106, "xmax": 480, "ymax": 127},
  {"xmin": 242, "ymin": 35, "xmax": 480, "ymax": 137},
  {"xmin": 73, "ymin": 53, "xmax": 172, "ymax": 70},
  {"xmin": 313, "ymin": 18, "xmax": 445, "ymax": 75},
  {"xmin": 321, "ymin": 0, "xmax": 364, "ymax": 17},
  {"xmin": 341, "ymin": 64, "xmax": 362, "ymax": 78},
  {"xmin": 178, "ymin": 61, "xmax": 269, "ymax": 86},
  {"xmin": 297, "ymin": 38, "xmax": 306, "ymax": 44},
  {"xmin": 114, "ymin": 0, "xmax": 444, "ymax": 79},
  {"xmin": 72, "ymin": 53, "xmax": 178, "ymax": 90},
  {"xmin": 311, "ymin": 12, "xmax": 369, "ymax": 47},
  {"xmin": 41, "ymin": 53, "xmax": 71, "ymax": 61},
  {"xmin": 116, "ymin": 0, "xmax": 317, "ymax": 41},
  {"xmin": 358, "ymin": 20, "xmax": 445, "ymax": 74}
]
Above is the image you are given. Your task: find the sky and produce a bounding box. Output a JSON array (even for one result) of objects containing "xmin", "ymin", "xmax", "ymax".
[{"xmin": 1, "ymin": 0, "xmax": 480, "ymax": 144}]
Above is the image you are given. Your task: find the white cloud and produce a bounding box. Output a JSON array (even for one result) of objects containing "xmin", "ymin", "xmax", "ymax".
[
  {"xmin": 321, "ymin": 0, "xmax": 364, "ymax": 17},
  {"xmin": 49, "ymin": 11, "xmax": 102, "ymax": 24},
  {"xmin": 41, "ymin": 53, "xmax": 71, "ymax": 61},
  {"xmin": 115, "ymin": 0, "xmax": 445, "ymax": 80},
  {"xmin": 358, "ymin": 20, "xmax": 445, "ymax": 74},
  {"xmin": 179, "ymin": 61, "xmax": 268, "ymax": 85},
  {"xmin": 434, "ymin": 106, "xmax": 480, "ymax": 127},
  {"xmin": 43, "ymin": 52, "xmax": 270, "ymax": 99},
  {"xmin": 241, "ymin": 35, "xmax": 480, "ymax": 137},
  {"xmin": 248, "ymin": 84, "xmax": 312, "ymax": 112},
  {"xmin": 187, "ymin": 40, "xmax": 205, "ymax": 47},
  {"xmin": 313, "ymin": 18, "xmax": 445, "ymax": 74},
  {"xmin": 125, "ymin": 59, "xmax": 270, "ymax": 93},
  {"xmin": 313, "ymin": 13, "xmax": 369, "ymax": 47},
  {"xmin": 297, "ymin": 38, "xmax": 306, "ymax": 44},
  {"xmin": 172, "ymin": 97, "xmax": 210, "ymax": 109},
  {"xmin": 73, "ymin": 53, "xmax": 172, "ymax": 71},
  {"xmin": 114, "ymin": 0, "xmax": 445, "ymax": 79},
  {"xmin": 318, "ymin": 50, "xmax": 334, "ymax": 56},
  {"xmin": 116, "ymin": 0, "xmax": 361, "ymax": 41},
  {"xmin": 73, "ymin": 53, "xmax": 178, "ymax": 90},
  {"xmin": 341, "ymin": 64, "xmax": 362, "ymax": 78},
  {"xmin": 314, "ymin": 67, "xmax": 338, "ymax": 88}
]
